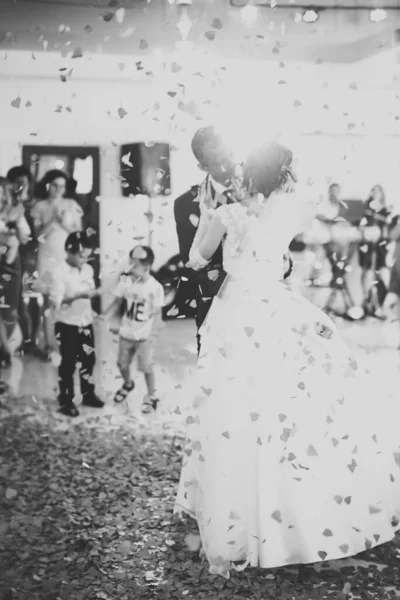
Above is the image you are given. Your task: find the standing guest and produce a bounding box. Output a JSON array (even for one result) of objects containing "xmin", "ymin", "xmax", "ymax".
[
  {"xmin": 0, "ymin": 177, "xmax": 30, "ymax": 366},
  {"xmin": 105, "ymin": 245, "xmax": 164, "ymax": 414},
  {"xmin": 316, "ymin": 183, "xmax": 344, "ymax": 277},
  {"xmin": 50, "ymin": 231, "xmax": 104, "ymax": 417},
  {"xmin": 31, "ymin": 169, "xmax": 83, "ymax": 360},
  {"xmin": 317, "ymin": 182, "xmax": 342, "ymax": 223},
  {"xmin": 383, "ymin": 213, "xmax": 400, "ymax": 338},
  {"xmin": 7, "ymin": 165, "xmax": 40, "ymax": 354},
  {"xmin": 359, "ymin": 184, "xmax": 393, "ymax": 316},
  {"xmin": 304, "ymin": 183, "xmax": 342, "ymax": 286},
  {"xmin": 174, "ymin": 127, "xmax": 236, "ymax": 354}
]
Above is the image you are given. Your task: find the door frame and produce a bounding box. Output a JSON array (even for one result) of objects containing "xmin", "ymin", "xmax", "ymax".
[{"xmin": 22, "ymin": 144, "xmax": 100, "ymax": 198}]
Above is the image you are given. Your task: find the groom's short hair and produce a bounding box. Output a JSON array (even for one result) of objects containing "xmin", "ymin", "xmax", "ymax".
[{"xmin": 191, "ymin": 126, "xmax": 227, "ymax": 169}]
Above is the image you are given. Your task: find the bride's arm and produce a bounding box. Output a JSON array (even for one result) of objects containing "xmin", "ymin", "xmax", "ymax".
[
  {"xmin": 188, "ymin": 213, "xmax": 227, "ymax": 270},
  {"xmin": 190, "ymin": 206, "xmax": 213, "ymax": 256}
]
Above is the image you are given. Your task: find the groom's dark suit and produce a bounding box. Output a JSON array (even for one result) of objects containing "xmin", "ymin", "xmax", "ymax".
[
  {"xmin": 174, "ymin": 178, "xmax": 294, "ymax": 353},
  {"xmin": 174, "ymin": 177, "xmax": 228, "ymax": 353}
]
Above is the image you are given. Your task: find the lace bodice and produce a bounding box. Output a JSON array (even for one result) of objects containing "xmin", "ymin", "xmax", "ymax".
[
  {"xmin": 216, "ymin": 203, "xmax": 257, "ymax": 275},
  {"xmin": 217, "ymin": 188, "xmax": 316, "ymax": 282}
]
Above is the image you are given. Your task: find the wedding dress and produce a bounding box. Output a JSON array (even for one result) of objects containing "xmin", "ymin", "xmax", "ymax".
[{"xmin": 174, "ymin": 189, "xmax": 400, "ymax": 578}]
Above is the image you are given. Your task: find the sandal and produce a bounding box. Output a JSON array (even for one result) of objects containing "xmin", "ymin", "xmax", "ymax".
[
  {"xmin": 141, "ymin": 397, "xmax": 159, "ymax": 414},
  {"xmin": 114, "ymin": 381, "xmax": 135, "ymax": 403}
]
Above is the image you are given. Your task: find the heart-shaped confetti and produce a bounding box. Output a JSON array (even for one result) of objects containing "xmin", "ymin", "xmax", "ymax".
[
  {"xmin": 71, "ymin": 46, "xmax": 83, "ymax": 59},
  {"xmin": 11, "ymin": 96, "xmax": 21, "ymax": 109},
  {"xmin": 204, "ymin": 31, "xmax": 216, "ymax": 41},
  {"xmin": 211, "ymin": 18, "xmax": 223, "ymax": 29},
  {"xmin": 271, "ymin": 510, "xmax": 282, "ymax": 523}
]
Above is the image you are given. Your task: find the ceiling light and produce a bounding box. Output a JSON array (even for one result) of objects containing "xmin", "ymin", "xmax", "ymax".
[
  {"xmin": 176, "ymin": 9, "xmax": 193, "ymax": 40},
  {"xmin": 302, "ymin": 9, "xmax": 319, "ymax": 23},
  {"xmin": 240, "ymin": 5, "xmax": 259, "ymax": 24},
  {"xmin": 369, "ymin": 8, "xmax": 387, "ymax": 23}
]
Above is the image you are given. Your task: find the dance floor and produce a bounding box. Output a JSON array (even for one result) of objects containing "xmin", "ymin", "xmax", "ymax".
[
  {"xmin": 1, "ymin": 312, "xmax": 400, "ymax": 434},
  {"xmin": 1, "ymin": 315, "xmax": 400, "ymax": 599}
]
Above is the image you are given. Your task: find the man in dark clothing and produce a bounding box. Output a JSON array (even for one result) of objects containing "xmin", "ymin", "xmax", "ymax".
[
  {"xmin": 174, "ymin": 127, "xmax": 295, "ymax": 354},
  {"xmin": 7, "ymin": 166, "xmax": 39, "ymax": 353},
  {"xmin": 174, "ymin": 127, "xmax": 237, "ymax": 354}
]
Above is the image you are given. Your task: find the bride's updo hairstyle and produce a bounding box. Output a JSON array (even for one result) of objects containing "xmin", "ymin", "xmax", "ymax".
[{"xmin": 243, "ymin": 140, "xmax": 294, "ymax": 198}]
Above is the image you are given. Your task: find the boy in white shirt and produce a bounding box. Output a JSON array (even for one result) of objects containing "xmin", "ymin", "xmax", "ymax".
[
  {"xmin": 50, "ymin": 231, "xmax": 104, "ymax": 417},
  {"xmin": 105, "ymin": 245, "xmax": 164, "ymax": 413}
]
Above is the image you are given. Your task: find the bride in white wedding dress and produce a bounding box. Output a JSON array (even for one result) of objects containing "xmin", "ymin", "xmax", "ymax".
[{"xmin": 174, "ymin": 140, "xmax": 400, "ymax": 578}]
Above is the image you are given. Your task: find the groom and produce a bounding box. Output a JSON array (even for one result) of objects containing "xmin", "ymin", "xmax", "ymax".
[{"xmin": 174, "ymin": 126, "xmax": 236, "ymax": 354}]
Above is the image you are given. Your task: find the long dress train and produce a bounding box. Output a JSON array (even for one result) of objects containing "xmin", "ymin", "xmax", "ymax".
[{"xmin": 174, "ymin": 191, "xmax": 400, "ymax": 578}]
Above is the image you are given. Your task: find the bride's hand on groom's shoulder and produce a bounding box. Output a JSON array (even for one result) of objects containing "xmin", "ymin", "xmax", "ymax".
[{"xmin": 231, "ymin": 176, "xmax": 247, "ymax": 203}]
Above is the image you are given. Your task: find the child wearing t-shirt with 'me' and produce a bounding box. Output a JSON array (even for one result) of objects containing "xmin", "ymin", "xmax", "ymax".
[{"xmin": 105, "ymin": 245, "xmax": 164, "ymax": 414}]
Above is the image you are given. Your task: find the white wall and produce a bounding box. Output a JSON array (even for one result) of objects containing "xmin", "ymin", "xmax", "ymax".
[
  {"xmin": 0, "ymin": 75, "xmax": 203, "ymax": 291},
  {"xmin": 2, "ymin": 51, "xmax": 400, "ymax": 299}
]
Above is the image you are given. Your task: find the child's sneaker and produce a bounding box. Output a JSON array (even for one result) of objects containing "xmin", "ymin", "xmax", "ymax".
[
  {"xmin": 141, "ymin": 395, "xmax": 159, "ymax": 414},
  {"xmin": 114, "ymin": 381, "xmax": 135, "ymax": 403},
  {"xmin": 82, "ymin": 394, "xmax": 105, "ymax": 408}
]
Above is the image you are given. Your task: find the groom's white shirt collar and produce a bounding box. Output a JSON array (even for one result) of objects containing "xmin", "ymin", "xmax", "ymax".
[{"xmin": 209, "ymin": 175, "xmax": 229, "ymax": 195}]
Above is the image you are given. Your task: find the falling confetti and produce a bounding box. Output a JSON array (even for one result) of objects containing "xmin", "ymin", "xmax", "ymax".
[
  {"xmin": 244, "ymin": 326, "xmax": 254, "ymax": 337},
  {"xmin": 115, "ymin": 7, "xmax": 125, "ymax": 24},
  {"xmin": 211, "ymin": 18, "xmax": 223, "ymax": 29},
  {"xmin": 71, "ymin": 47, "xmax": 83, "ymax": 59},
  {"xmin": 102, "ymin": 12, "xmax": 114, "ymax": 22},
  {"xmin": 120, "ymin": 27, "xmax": 135, "ymax": 38},
  {"xmin": 11, "ymin": 96, "xmax": 21, "ymax": 109},
  {"xmin": 204, "ymin": 31, "xmax": 216, "ymax": 41},
  {"xmin": 184, "ymin": 533, "xmax": 201, "ymax": 552},
  {"xmin": 171, "ymin": 62, "xmax": 182, "ymax": 73},
  {"xmin": 271, "ymin": 510, "xmax": 282, "ymax": 523}
]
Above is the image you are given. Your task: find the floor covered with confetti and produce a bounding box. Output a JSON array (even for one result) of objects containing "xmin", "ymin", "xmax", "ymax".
[{"xmin": 1, "ymin": 316, "xmax": 400, "ymax": 600}]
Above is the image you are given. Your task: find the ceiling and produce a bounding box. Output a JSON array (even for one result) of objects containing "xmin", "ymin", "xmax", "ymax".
[{"xmin": 0, "ymin": 0, "xmax": 400, "ymax": 63}]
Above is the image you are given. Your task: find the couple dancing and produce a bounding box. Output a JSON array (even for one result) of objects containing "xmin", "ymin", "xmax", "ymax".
[{"xmin": 174, "ymin": 127, "xmax": 400, "ymax": 579}]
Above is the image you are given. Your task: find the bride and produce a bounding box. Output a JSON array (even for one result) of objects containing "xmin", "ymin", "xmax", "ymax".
[{"xmin": 174, "ymin": 140, "xmax": 400, "ymax": 578}]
